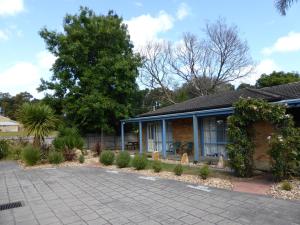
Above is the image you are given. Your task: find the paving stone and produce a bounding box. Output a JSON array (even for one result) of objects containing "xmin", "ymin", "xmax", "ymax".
[{"xmin": 0, "ymin": 162, "xmax": 299, "ymax": 225}]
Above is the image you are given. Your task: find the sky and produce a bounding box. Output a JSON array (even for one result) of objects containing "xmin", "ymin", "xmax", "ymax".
[{"xmin": 0, "ymin": 0, "xmax": 300, "ymax": 98}]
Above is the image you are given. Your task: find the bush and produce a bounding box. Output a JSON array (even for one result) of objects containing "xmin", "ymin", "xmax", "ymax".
[
  {"xmin": 53, "ymin": 127, "xmax": 84, "ymax": 161},
  {"xmin": 9, "ymin": 145, "xmax": 22, "ymax": 160},
  {"xmin": 199, "ymin": 165, "xmax": 210, "ymax": 179},
  {"xmin": 22, "ymin": 145, "xmax": 40, "ymax": 166},
  {"xmin": 79, "ymin": 154, "xmax": 85, "ymax": 164},
  {"xmin": 152, "ymin": 160, "xmax": 162, "ymax": 173},
  {"xmin": 116, "ymin": 151, "xmax": 130, "ymax": 168},
  {"xmin": 269, "ymin": 129, "xmax": 300, "ymax": 180},
  {"xmin": 132, "ymin": 154, "xmax": 148, "ymax": 170},
  {"xmin": 281, "ymin": 181, "xmax": 292, "ymax": 191},
  {"xmin": 0, "ymin": 140, "xmax": 9, "ymax": 159},
  {"xmin": 100, "ymin": 151, "xmax": 115, "ymax": 165},
  {"xmin": 48, "ymin": 151, "xmax": 64, "ymax": 164},
  {"xmin": 174, "ymin": 164, "xmax": 183, "ymax": 176}
]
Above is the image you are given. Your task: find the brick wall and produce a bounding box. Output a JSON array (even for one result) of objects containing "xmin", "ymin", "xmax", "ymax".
[
  {"xmin": 172, "ymin": 118, "xmax": 193, "ymax": 142},
  {"xmin": 252, "ymin": 121, "xmax": 274, "ymax": 171}
]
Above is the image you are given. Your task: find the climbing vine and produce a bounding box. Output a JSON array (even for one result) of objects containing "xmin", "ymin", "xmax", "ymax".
[{"xmin": 226, "ymin": 97, "xmax": 300, "ymax": 180}]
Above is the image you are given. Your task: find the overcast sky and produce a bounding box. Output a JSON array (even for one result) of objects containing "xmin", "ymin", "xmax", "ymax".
[{"xmin": 0, "ymin": 0, "xmax": 300, "ymax": 98}]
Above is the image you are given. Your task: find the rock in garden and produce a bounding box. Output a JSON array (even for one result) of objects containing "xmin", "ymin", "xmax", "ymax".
[
  {"xmin": 152, "ymin": 151, "xmax": 160, "ymax": 160},
  {"xmin": 181, "ymin": 153, "xmax": 189, "ymax": 164}
]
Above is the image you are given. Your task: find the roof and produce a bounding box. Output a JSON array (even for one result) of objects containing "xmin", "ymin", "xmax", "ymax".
[
  {"xmin": 139, "ymin": 82, "xmax": 300, "ymax": 117},
  {"xmin": 0, "ymin": 121, "xmax": 19, "ymax": 126}
]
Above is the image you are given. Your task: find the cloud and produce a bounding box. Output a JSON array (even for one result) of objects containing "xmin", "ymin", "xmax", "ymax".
[
  {"xmin": 0, "ymin": 0, "xmax": 24, "ymax": 16},
  {"xmin": 135, "ymin": 2, "xmax": 143, "ymax": 7},
  {"xmin": 262, "ymin": 32, "xmax": 300, "ymax": 55},
  {"xmin": 125, "ymin": 11, "xmax": 174, "ymax": 48},
  {"xmin": 234, "ymin": 59, "xmax": 279, "ymax": 86},
  {"xmin": 0, "ymin": 30, "xmax": 9, "ymax": 40},
  {"xmin": 0, "ymin": 51, "xmax": 56, "ymax": 98},
  {"xmin": 36, "ymin": 51, "xmax": 56, "ymax": 69},
  {"xmin": 176, "ymin": 3, "xmax": 189, "ymax": 20}
]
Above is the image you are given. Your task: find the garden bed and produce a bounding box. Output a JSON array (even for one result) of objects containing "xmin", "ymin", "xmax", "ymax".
[{"xmin": 268, "ymin": 180, "xmax": 300, "ymax": 200}]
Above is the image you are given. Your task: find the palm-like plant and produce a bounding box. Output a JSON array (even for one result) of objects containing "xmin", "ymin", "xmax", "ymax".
[{"xmin": 18, "ymin": 103, "xmax": 58, "ymax": 147}]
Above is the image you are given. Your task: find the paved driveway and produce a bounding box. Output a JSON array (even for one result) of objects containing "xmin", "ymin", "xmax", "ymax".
[{"xmin": 0, "ymin": 161, "xmax": 299, "ymax": 225}]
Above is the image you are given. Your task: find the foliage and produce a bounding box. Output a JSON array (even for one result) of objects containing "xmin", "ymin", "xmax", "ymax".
[
  {"xmin": 275, "ymin": 0, "xmax": 298, "ymax": 15},
  {"xmin": 17, "ymin": 103, "xmax": 57, "ymax": 147},
  {"xmin": 269, "ymin": 128, "xmax": 300, "ymax": 180},
  {"xmin": 0, "ymin": 140, "xmax": 9, "ymax": 159},
  {"xmin": 53, "ymin": 127, "xmax": 84, "ymax": 151},
  {"xmin": 79, "ymin": 154, "xmax": 85, "ymax": 164},
  {"xmin": 199, "ymin": 165, "xmax": 210, "ymax": 179},
  {"xmin": 227, "ymin": 98, "xmax": 299, "ymax": 179},
  {"xmin": 0, "ymin": 92, "xmax": 33, "ymax": 120},
  {"xmin": 22, "ymin": 145, "xmax": 40, "ymax": 166},
  {"xmin": 256, "ymin": 71, "xmax": 300, "ymax": 88},
  {"xmin": 152, "ymin": 160, "xmax": 162, "ymax": 173},
  {"xmin": 48, "ymin": 151, "xmax": 64, "ymax": 164},
  {"xmin": 116, "ymin": 151, "xmax": 131, "ymax": 168},
  {"xmin": 132, "ymin": 154, "xmax": 148, "ymax": 170},
  {"xmin": 53, "ymin": 126, "xmax": 84, "ymax": 161},
  {"xmin": 173, "ymin": 164, "xmax": 183, "ymax": 176},
  {"xmin": 280, "ymin": 180, "xmax": 292, "ymax": 191},
  {"xmin": 38, "ymin": 7, "xmax": 141, "ymax": 133},
  {"xmin": 99, "ymin": 150, "xmax": 115, "ymax": 165},
  {"xmin": 9, "ymin": 145, "xmax": 23, "ymax": 160}
]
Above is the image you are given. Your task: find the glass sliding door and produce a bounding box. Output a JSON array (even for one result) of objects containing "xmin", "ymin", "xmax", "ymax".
[
  {"xmin": 203, "ymin": 117, "xmax": 227, "ymax": 157},
  {"xmin": 147, "ymin": 121, "xmax": 172, "ymax": 152}
]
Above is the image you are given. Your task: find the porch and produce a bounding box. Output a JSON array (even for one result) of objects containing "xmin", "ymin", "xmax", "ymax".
[{"xmin": 121, "ymin": 107, "xmax": 234, "ymax": 162}]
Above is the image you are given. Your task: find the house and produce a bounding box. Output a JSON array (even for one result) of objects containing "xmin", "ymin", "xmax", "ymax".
[
  {"xmin": 120, "ymin": 82, "xmax": 300, "ymax": 168},
  {"xmin": 0, "ymin": 115, "xmax": 20, "ymax": 132}
]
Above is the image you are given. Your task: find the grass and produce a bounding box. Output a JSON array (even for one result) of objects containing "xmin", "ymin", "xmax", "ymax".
[{"xmin": 126, "ymin": 159, "xmax": 231, "ymax": 178}]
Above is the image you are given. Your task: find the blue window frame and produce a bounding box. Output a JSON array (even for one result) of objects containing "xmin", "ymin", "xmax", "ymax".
[{"xmin": 203, "ymin": 116, "xmax": 227, "ymax": 157}]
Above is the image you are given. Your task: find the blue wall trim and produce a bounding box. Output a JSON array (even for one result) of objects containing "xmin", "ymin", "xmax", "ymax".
[
  {"xmin": 193, "ymin": 115, "xmax": 199, "ymax": 162},
  {"xmin": 139, "ymin": 121, "xmax": 143, "ymax": 154}
]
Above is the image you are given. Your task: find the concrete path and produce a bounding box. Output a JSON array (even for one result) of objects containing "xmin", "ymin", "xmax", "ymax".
[{"xmin": 0, "ymin": 162, "xmax": 299, "ymax": 225}]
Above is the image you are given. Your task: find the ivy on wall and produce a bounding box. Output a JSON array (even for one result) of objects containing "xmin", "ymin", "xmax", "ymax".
[{"xmin": 226, "ymin": 97, "xmax": 300, "ymax": 180}]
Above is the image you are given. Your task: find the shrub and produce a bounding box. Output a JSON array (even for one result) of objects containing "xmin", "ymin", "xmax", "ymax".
[
  {"xmin": 116, "ymin": 151, "xmax": 130, "ymax": 168},
  {"xmin": 0, "ymin": 140, "xmax": 9, "ymax": 159},
  {"xmin": 53, "ymin": 127, "xmax": 84, "ymax": 161},
  {"xmin": 132, "ymin": 154, "xmax": 148, "ymax": 170},
  {"xmin": 269, "ymin": 128, "xmax": 300, "ymax": 180},
  {"xmin": 22, "ymin": 145, "xmax": 40, "ymax": 166},
  {"xmin": 9, "ymin": 145, "xmax": 22, "ymax": 160},
  {"xmin": 281, "ymin": 181, "xmax": 292, "ymax": 191},
  {"xmin": 48, "ymin": 151, "xmax": 64, "ymax": 164},
  {"xmin": 199, "ymin": 165, "xmax": 210, "ymax": 179},
  {"xmin": 174, "ymin": 164, "xmax": 183, "ymax": 176},
  {"xmin": 79, "ymin": 154, "xmax": 85, "ymax": 164},
  {"xmin": 100, "ymin": 151, "xmax": 115, "ymax": 165},
  {"xmin": 152, "ymin": 160, "xmax": 162, "ymax": 173}
]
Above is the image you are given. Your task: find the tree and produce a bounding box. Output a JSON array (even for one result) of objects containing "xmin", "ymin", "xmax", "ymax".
[
  {"xmin": 169, "ymin": 21, "xmax": 253, "ymax": 96},
  {"xmin": 139, "ymin": 19, "xmax": 253, "ymax": 100},
  {"xmin": 275, "ymin": 0, "xmax": 298, "ymax": 15},
  {"xmin": 0, "ymin": 92, "xmax": 33, "ymax": 120},
  {"xmin": 236, "ymin": 83, "xmax": 255, "ymax": 90},
  {"xmin": 17, "ymin": 103, "xmax": 57, "ymax": 147},
  {"xmin": 38, "ymin": 7, "xmax": 141, "ymax": 133},
  {"xmin": 139, "ymin": 41, "xmax": 176, "ymax": 104},
  {"xmin": 256, "ymin": 71, "xmax": 300, "ymax": 88}
]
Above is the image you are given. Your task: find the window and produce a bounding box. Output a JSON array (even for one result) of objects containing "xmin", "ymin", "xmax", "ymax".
[
  {"xmin": 203, "ymin": 117, "xmax": 227, "ymax": 157},
  {"xmin": 147, "ymin": 121, "xmax": 172, "ymax": 152}
]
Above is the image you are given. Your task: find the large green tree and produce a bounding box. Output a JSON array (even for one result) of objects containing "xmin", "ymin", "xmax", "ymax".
[
  {"xmin": 256, "ymin": 71, "xmax": 300, "ymax": 88},
  {"xmin": 38, "ymin": 7, "xmax": 141, "ymax": 133},
  {"xmin": 0, "ymin": 92, "xmax": 33, "ymax": 120}
]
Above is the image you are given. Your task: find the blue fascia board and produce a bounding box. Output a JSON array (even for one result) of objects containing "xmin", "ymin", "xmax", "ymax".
[{"xmin": 122, "ymin": 107, "xmax": 234, "ymax": 123}]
